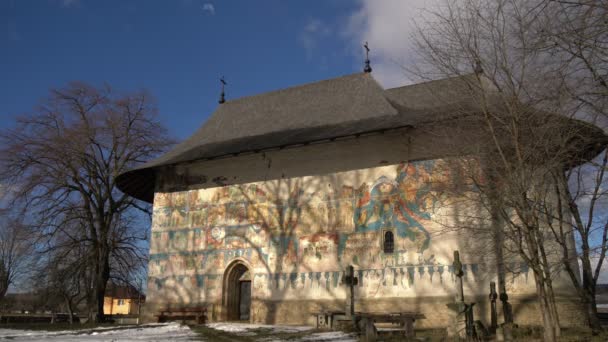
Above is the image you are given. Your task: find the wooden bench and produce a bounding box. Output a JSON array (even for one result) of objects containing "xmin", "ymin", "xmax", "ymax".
[
  {"xmin": 155, "ymin": 306, "xmax": 207, "ymax": 325},
  {"xmin": 354, "ymin": 312, "xmax": 425, "ymax": 341}
]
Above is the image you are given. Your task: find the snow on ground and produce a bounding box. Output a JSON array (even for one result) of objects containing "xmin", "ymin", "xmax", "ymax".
[
  {"xmin": 0, "ymin": 322, "xmax": 357, "ymax": 341},
  {"xmin": 299, "ymin": 331, "xmax": 357, "ymax": 342},
  {"xmin": 206, "ymin": 322, "xmax": 357, "ymax": 341},
  {"xmin": 0, "ymin": 322, "xmax": 199, "ymax": 341},
  {"xmin": 207, "ymin": 322, "xmax": 313, "ymax": 334},
  {"xmin": 256, "ymin": 331, "xmax": 356, "ymax": 342}
]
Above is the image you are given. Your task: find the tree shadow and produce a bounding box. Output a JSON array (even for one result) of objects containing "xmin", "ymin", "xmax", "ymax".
[{"xmin": 142, "ymin": 135, "xmax": 510, "ymax": 329}]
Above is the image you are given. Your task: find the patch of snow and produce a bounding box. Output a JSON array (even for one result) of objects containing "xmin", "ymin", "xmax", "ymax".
[
  {"xmin": 0, "ymin": 322, "xmax": 199, "ymax": 341},
  {"xmin": 300, "ymin": 331, "xmax": 357, "ymax": 341},
  {"xmin": 205, "ymin": 322, "xmax": 356, "ymax": 341},
  {"xmin": 206, "ymin": 322, "xmax": 313, "ymax": 334}
]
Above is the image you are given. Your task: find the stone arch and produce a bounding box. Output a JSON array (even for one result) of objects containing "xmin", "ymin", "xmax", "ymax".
[{"xmin": 222, "ymin": 258, "xmax": 253, "ymax": 321}]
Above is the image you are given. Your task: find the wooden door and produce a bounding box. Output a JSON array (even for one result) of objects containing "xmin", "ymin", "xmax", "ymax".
[{"xmin": 239, "ymin": 280, "xmax": 251, "ymax": 320}]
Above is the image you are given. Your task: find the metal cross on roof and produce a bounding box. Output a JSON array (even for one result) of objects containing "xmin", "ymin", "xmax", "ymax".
[
  {"xmin": 219, "ymin": 76, "xmax": 227, "ymax": 104},
  {"xmin": 364, "ymin": 42, "xmax": 372, "ymax": 73}
]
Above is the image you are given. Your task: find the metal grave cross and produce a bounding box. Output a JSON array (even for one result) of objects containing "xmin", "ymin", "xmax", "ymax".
[{"xmin": 342, "ymin": 265, "xmax": 358, "ymax": 317}]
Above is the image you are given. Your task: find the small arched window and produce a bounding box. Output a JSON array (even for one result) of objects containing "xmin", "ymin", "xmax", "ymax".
[{"xmin": 383, "ymin": 231, "xmax": 394, "ymax": 254}]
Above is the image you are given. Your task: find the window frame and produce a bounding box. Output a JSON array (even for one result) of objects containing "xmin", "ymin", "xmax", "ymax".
[{"xmin": 382, "ymin": 229, "xmax": 395, "ymax": 254}]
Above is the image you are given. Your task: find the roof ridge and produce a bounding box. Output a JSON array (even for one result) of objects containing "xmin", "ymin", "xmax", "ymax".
[
  {"xmin": 222, "ymin": 72, "xmax": 374, "ymax": 105},
  {"xmin": 116, "ymin": 72, "xmax": 493, "ymax": 203},
  {"xmin": 386, "ymin": 73, "xmax": 476, "ymax": 92}
]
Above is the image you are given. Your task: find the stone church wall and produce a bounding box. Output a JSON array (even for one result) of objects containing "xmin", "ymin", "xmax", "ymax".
[{"xmin": 143, "ymin": 130, "xmax": 584, "ymax": 327}]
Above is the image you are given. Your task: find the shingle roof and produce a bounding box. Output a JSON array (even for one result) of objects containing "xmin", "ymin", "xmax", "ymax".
[
  {"xmin": 385, "ymin": 74, "xmax": 486, "ymax": 111},
  {"xmin": 116, "ymin": 72, "xmax": 605, "ymax": 203},
  {"xmin": 137, "ymin": 73, "xmax": 398, "ymax": 167},
  {"xmin": 118, "ymin": 73, "xmax": 412, "ymax": 202},
  {"xmin": 105, "ymin": 284, "xmax": 145, "ymax": 300}
]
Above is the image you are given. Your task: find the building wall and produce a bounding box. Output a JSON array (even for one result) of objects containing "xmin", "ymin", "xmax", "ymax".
[
  {"xmin": 144, "ymin": 131, "xmax": 582, "ymax": 327},
  {"xmin": 103, "ymin": 297, "xmax": 139, "ymax": 315}
]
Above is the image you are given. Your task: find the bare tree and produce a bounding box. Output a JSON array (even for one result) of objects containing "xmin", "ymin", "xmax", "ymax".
[
  {"xmin": 37, "ymin": 240, "xmax": 91, "ymax": 324},
  {"xmin": 537, "ymin": 0, "xmax": 607, "ymax": 123},
  {"xmin": 0, "ymin": 82, "xmax": 173, "ymax": 322},
  {"xmin": 548, "ymin": 152, "xmax": 608, "ymax": 331},
  {"xmin": 0, "ymin": 215, "xmax": 36, "ymax": 301},
  {"xmin": 534, "ymin": 2, "xmax": 608, "ymax": 330},
  {"xmin": 411, "ymin": 0, "xmax": 607, "ymax": 339}
]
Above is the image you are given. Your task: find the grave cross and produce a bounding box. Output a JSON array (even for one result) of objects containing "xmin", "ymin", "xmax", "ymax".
[
  {"xmin": 499, "ymin": 281, "xmax": 513, "ymax": 324},
  {"xmin": 453, "ymin": 250, "xmax": 477, "ymax": 339},
  {"xmin": 489, "ymin": 282, "xmax": 498, "ymax": 333},
  {"xmin": 342, "ymin": 265, "xmax": 358, "ymax": 318},
  {"xmin": 453, "ymin": 250, "xmax": 464, "ymax": 304}
]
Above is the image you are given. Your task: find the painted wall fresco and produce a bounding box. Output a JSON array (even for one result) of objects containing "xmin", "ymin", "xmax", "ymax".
[{"xmin": 147, "ymin": 159, "xmax": 533, "ymax": 303}]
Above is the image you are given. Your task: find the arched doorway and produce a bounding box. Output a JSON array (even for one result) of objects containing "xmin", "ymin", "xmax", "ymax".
[{"xmin": 222, "ymin": 260, "xmax": 252, "ymax": 321}]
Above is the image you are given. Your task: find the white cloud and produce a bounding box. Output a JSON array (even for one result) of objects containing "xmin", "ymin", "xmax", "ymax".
[
  {"xmin": 304, "ymin": 19, "xmax": 331, "ymax": 35},
  {"xmin": 299, "ymin": 18, "xmax": 331, "ymax": 59},
  {"xmin": 344, "ymin": 0, "xmax": 439, "ymax": 88},
  {"xmin": 202, "ymin": 3, "xmax": 215, "ymax": 15}
]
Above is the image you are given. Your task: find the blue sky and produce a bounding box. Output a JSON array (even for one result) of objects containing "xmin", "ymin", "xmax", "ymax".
[
  {"xmin": 3, "ymin": 1, "xmax": 608, "ymax": 284},
  {"xmin": 0, "ymin": 0, "xmax": 438, "ymax": 288},
  {"xmin": 1, "ymin": 0, "xmax": 418, "ymax": 140}
]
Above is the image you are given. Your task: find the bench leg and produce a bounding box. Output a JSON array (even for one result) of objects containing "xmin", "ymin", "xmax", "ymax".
[
  {"xmin": 361, "ymin": 318, "xmax": 377, "ymax": 342},
  {"xmin": 403, "ymin": 319, "xmax": 415, "ymax": 338}
]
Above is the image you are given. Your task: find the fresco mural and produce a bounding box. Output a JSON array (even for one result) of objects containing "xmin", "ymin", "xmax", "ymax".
[{"xmin": 146, "ymin": 159, "xmax": 519, "ymax": 302}]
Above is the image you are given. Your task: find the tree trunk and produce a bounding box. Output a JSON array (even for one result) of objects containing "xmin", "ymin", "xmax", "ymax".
[
  {"xmin": 582, "ymin": 287, "xmax": 601, "ymax": 331},
  {"xmin": 544, "ymin": 278, "xmax": 561, "ymax": 338},
  {"xmin": 87, "ymin": 305, "xmax": 94, "ymax": 323},
  {"xmin": 95, "ymin": 284, "xmax": 105, "ymax": 323},
  {"xmin": 0, "ymin": 271, "xmax": 9, "ymax": 302},
  {"xmin": 0, "ymin": 285, "xmax": 7, "ymax": 302},
  {"xmin": 535, "ymin": 273, "xmax": 559, "ymax": 342},
  {"xmin": 580, "ymin": 247, "xmax": 602, "ymax": 331},
  {"xmin": 94, "ymin": 252, "xmax": 110, "ymax": 323},
  {"xmin": 64, "ymin": 296, "xmax": 74, "ymax": 325}
]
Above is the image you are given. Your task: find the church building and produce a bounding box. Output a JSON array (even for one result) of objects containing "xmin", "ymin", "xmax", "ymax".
[{"xmin": 116, "ymin": 69, "xmax": 602, "ymax": 328}]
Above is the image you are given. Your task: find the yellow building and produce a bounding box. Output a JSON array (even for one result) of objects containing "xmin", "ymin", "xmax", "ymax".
[{"xmin": 103, "ymin": 284, "xmax": 145, "ymax": 316}]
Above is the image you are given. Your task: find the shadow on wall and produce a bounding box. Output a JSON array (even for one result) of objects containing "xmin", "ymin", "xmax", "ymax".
[{"xmin": 144, "ymin": 158, "xmax": 536, "ymax": 327}]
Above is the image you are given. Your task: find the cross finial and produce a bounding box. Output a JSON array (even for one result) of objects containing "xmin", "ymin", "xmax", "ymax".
[
  {"xmin": 364, "ymin": 42, "xmax": 372, "ymax": 73},
  {"xmin": 219, "ymin": 76, "xmax": 227, "ymax": 104}
]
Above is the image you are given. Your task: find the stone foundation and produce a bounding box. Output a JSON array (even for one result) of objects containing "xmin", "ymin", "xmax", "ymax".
[{"xmin": 141, "ymin": 295, "xmax": 586, "ymax": 329}]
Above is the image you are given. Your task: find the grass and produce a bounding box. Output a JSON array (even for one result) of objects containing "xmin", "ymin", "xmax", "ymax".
[
  {"xmin": 189, "ymin": 325, "xmax": 255, "ymax": 342},
  {"xmin": 4, "ymin": 321, "xmax": 607, "ymax": 341},
  {"xmin": 190, "ymin": 324, "xmax": 608, "ymax": 342},
  {"xmin": 510, "ymin": 326, "xmax": 608, "ymax": 342},
  {"xmin": 190, "ymin": 324, "xmax": 449, "ymax": 342}
]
